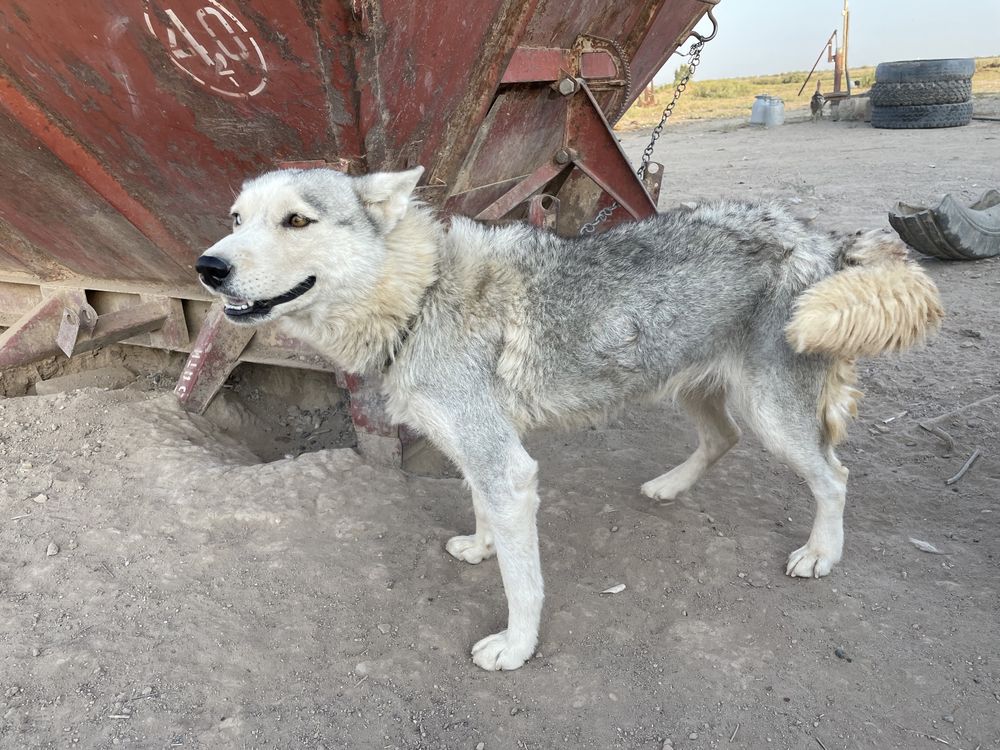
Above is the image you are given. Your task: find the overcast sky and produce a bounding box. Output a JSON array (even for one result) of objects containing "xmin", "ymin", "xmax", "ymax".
[{"xmin": 653, "ymin": 0, "xmax": 1000, "ymax": 82}]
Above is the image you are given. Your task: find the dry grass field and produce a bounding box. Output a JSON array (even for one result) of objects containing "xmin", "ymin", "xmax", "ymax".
[{"xmin": 620, "ymin": 55, "xmax": 1000, "ymax": 128}]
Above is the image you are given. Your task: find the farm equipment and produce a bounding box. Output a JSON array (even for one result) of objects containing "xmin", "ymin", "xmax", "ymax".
[{"xmin": 0, "ymin": 0, "xmax": 718, "ymax": 463}]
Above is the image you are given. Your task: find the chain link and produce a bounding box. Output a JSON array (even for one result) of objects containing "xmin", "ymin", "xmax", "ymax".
[{"xmin": 579, "ymin": 39, "xmax": 706, "ymax": 235}]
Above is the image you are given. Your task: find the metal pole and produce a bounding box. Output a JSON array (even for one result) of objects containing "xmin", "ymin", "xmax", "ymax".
[
  {"xmin": 798, "ymin": 29, "xmax": 837, "ymax": 97},
  {"xmin": 843, "ymin": 0, "xmax": 852, "ymax": 95}
]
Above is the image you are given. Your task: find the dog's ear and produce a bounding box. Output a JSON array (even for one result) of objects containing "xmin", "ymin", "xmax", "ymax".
[{"xmin": 354, "ymin": 167, "xmax": 424, "ymax": 233}]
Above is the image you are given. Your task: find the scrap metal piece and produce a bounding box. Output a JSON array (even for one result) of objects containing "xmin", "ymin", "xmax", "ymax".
[
  {"xmin": 0, "ymin": 290, "xmax": 86, "ymax": 368},
  {"xmin": 0, "ymin": 291, "xmax": 172, "ymax": 368},
  {"xmin": 174, "ymin": 302, "xmax": 255, "ymax": 414},
  {"xmin": 890, "ymin": 189, "xmax": 1000, "ymax": 260},
  {"xmin": 55, "ymin": 303, "xmax": 97, "ymax": 357},
  {"xmin": 527, "ymin": 194, "xmax": 559, "ymax": 229}
]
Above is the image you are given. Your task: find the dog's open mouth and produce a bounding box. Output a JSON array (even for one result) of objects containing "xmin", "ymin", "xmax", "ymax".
[{"xmin": 223, "ymin": 276, "xmax": 317, "ymax": 319}]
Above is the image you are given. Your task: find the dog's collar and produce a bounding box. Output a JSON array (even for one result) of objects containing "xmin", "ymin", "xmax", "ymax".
[{"xmin": 381, "ymin": 284, "xmax": 434, "ymax": 372}]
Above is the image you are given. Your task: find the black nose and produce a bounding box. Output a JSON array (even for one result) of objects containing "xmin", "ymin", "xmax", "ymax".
[{"xmin": 195, "ymin": 255, "xmax": 231, "ymax": 288}]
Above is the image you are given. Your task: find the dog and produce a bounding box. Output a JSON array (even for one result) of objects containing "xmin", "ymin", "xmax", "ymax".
[
  {"xmin": 195, "ymin": 167, "xmax": 943, "ymax": 671},
  {"xmin": 811, "ymin": 84, "xmax": 825, "ymax": 121}
]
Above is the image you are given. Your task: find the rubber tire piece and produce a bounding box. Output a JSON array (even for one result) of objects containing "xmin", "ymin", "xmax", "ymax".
[
  {"xmin": 870, "ymin": 79, "xmax": 972, "ymax": 106},
  {"xmin": 890, "ymin": 189, "xmax": 1000, "ymax": 261},
  {"xmin": 871, "ymin": 101, "xmax": 973, "ymax": 129},
  {"xmin": 875, "ymin": 58, "xmax": 975, "ymax": 83}
]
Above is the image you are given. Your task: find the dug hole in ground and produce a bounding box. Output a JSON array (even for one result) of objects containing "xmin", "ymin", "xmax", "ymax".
[{"xmin": 2, "ymin": 102, "xmax": 999, "ymax": 749}]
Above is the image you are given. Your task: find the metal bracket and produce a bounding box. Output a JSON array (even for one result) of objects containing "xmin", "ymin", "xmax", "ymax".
[
  {"xmin": 55, "ymin": 302, "xmax": 97, "ymax": 357},
  {"xmin": 174, "ymin": 302, "xmax": 255, "ymax": 413},
  {"xmin": 527, "ymin": 194, "xmax": 559, "ymax": 228},
  {"xmin": 564, "ymin": 80, "xmax": 657, "ymax": 221}
]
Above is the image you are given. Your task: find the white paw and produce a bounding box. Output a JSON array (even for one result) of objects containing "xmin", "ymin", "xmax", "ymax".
[
  {"xmin": 445, "ymin": 534, "xmax": 495, "ymax": 564},
  {"xmin": 785, "ymin": 544, "xmax": 840, "ymax": 578},
  {"xmin": 641, "ymin": 472, "xmax": 688, "ymax": 501},
  {"xmin": 471, "ymin": 629, "xmax": 536, "ymax": 671}
]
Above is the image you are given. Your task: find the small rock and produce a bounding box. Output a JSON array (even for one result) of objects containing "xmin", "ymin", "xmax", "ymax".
[
  {"xmin": 943, "ymin": 714, "xmax": 954, "ymax": 723},
  {"xmin": 141, "ymin": 686, "xmax": 153, "ymax": 696},
  {"xmin": 476, "ymin": 743, "xmax": 485, "ymax": 750},
  {"xmin": 376, "ymin": 623, "xmax": 391, "ymax": 635},
  {"xmin": 30, "ymin": 494, "xmax": 47, "ymax": 504},
  {"xmin": 834, "ymin": 647, "xmax": 852, "ymax": 662},
  {"xmin": 688, "ymin": 732, "xmax": 699, "ymax": 740},
  {"xmin": 46, "ymin": 542, "xmax": 60, "ymax": 557},
  {"xmin": 67, "ymin": 538, "xmax": 78, "ymax": 551},
  {"xmin": 4, "ymin": 687, "xmax": 18, "ymax": 698},
  {"xmin": 610, "ymin": 525, "xmax": 619, "ymax": 532},
  {"xmin": 31, "ymin": 648, "xmax": 40, "ymax": 657}
]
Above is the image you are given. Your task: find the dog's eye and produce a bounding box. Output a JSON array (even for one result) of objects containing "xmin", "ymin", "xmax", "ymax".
[
  {"xmin": 231, "ymin": 213, "xmax": 241, "ymax": 227},
  {"xmin": 285, "ymin": 213, "xmax": 313, "ymax": 229}
]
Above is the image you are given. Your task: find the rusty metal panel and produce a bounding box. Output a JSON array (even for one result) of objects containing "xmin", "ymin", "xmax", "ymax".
[
  {"xmin": 0, "ymin": 1, "xmax": 366, "ymax": 280},
  {"xmin": 630, "ymin": 0, "xmax": 716, "ymax": 95},
  {"xmin": 0, "ymin": 109, "xmax": 191, "ymax": 283},
  {"xmin": 448, "ymin": 89, "xmax": 569, "ymax": 204},
  {"xmin": 0, "ymin": 0, "xmax": 714, "ymax": 291},
  {"xmin": 357, "ymin": 0, "xmax": 541, "ymax": 186}
]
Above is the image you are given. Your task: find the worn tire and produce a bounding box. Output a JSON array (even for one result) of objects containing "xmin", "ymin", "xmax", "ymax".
[
  {"xmin": 890, "ymin": 189, "xmax": 1000, "ymax": 261},
  {"xmin": 875, "ymin": 58, "xmax": 975, "ymax": 83},
  {"xmin": 871, "ymin": 101, "xmax": 973, "ymax": 129},
  {"xmin": 870, "ymin": 79, "xmax": 972, "ymax": 106}
]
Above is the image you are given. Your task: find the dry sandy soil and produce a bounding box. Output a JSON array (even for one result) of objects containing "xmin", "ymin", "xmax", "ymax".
[{"xmin": 2, "ymin": 106, "xmax": 1000, "ymax": 750}]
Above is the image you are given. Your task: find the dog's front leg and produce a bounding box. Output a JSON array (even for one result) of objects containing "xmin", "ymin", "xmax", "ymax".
[{"xmin": 450, "ymin": 434, "xmax": 542, "ymax": 671}]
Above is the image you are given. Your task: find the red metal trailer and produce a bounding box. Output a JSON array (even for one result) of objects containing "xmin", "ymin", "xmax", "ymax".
[{"xmin": 0, "ymin": 0, "xmax": 718, "ymax": 461}]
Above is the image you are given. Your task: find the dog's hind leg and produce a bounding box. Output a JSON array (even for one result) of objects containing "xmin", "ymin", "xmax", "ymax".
[
  {"xmin": 445, "ymin": 489, "xmax": 496, "ymax": 564},
  {"xmin": 641, "ymin": 388, "xmax": 740, "ymax": 501},
  {"xmin": 734, "ymin": 377, "xmax": 849, "ymax": 578}
]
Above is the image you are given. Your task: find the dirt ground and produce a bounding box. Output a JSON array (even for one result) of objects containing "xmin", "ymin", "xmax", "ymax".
[{"xmin": 2, "ymin": 106, "xmax": 1000, "ymax": 750}]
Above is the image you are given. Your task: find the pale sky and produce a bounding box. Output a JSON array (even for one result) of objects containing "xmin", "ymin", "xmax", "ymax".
[{"xmin": 653, "ymin": 0, "xmax": 1000, "ymax": 83}]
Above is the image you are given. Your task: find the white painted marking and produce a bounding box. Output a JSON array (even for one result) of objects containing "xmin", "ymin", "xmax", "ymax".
[{"xmin": 144, "ymin": 1, "xmax": 267, "ymax": 99}]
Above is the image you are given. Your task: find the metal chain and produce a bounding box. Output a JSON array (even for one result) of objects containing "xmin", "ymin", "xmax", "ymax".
[{"xmin": 579, "ymin": 39, "xmax": 706, "ymax": 235}]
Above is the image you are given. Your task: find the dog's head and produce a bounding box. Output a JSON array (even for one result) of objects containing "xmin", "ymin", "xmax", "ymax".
[{"xmin": 195, "ymin": 166, "xmax": 424, "ymax": 325}]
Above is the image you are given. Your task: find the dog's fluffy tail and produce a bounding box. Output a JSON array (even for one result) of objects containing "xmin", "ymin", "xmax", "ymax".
[
  {"xmin": 786, "ymin": 231, "xmax": 944, "ymax": 359},
  {"xmin": 786, "ymin": 231, "xmax": 943, "ymax": 445}
]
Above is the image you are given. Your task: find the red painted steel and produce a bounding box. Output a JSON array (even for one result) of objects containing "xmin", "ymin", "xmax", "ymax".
[
  {"xmin": 173, "ymin": 301, "xmax": 254, "ymax": 412},
  {"xmin": 0, "ymin": 292, "xmax": 86, "ymax": 369},
  {"xmin": 0, "ymin": 77, "xmax": 192, "ymax": 271},
  {"xmin": 0, "ymin": 0, "xmax": 718, "ymax": 439},
  {"xmin": 0, "ymin": 0, "xmax": 714, "ymax": 289},
  {"xmin": 501, "ymin": 48, "xmax": 573, "ymax": 84}
]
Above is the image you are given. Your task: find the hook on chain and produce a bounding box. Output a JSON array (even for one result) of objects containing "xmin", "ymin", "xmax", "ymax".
[{"xmin": 689, "ymin": 7, "xmax": 718, "ymax": 44}]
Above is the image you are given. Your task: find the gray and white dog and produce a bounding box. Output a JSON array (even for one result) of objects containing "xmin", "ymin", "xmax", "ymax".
[{"xmin": 196, "ymin": 167, "xmax": 942, "ymax": 671}]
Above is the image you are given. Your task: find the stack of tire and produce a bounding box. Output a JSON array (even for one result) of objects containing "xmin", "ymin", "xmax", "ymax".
[{"xmin": 870, "ymin": 58, "xmax": 974, "ymax": 129}]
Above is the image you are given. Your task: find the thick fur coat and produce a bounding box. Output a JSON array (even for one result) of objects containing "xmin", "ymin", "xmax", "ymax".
[{"xmin": 196, "ymin": 167, "xmax": 943, "ymax": 671}]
